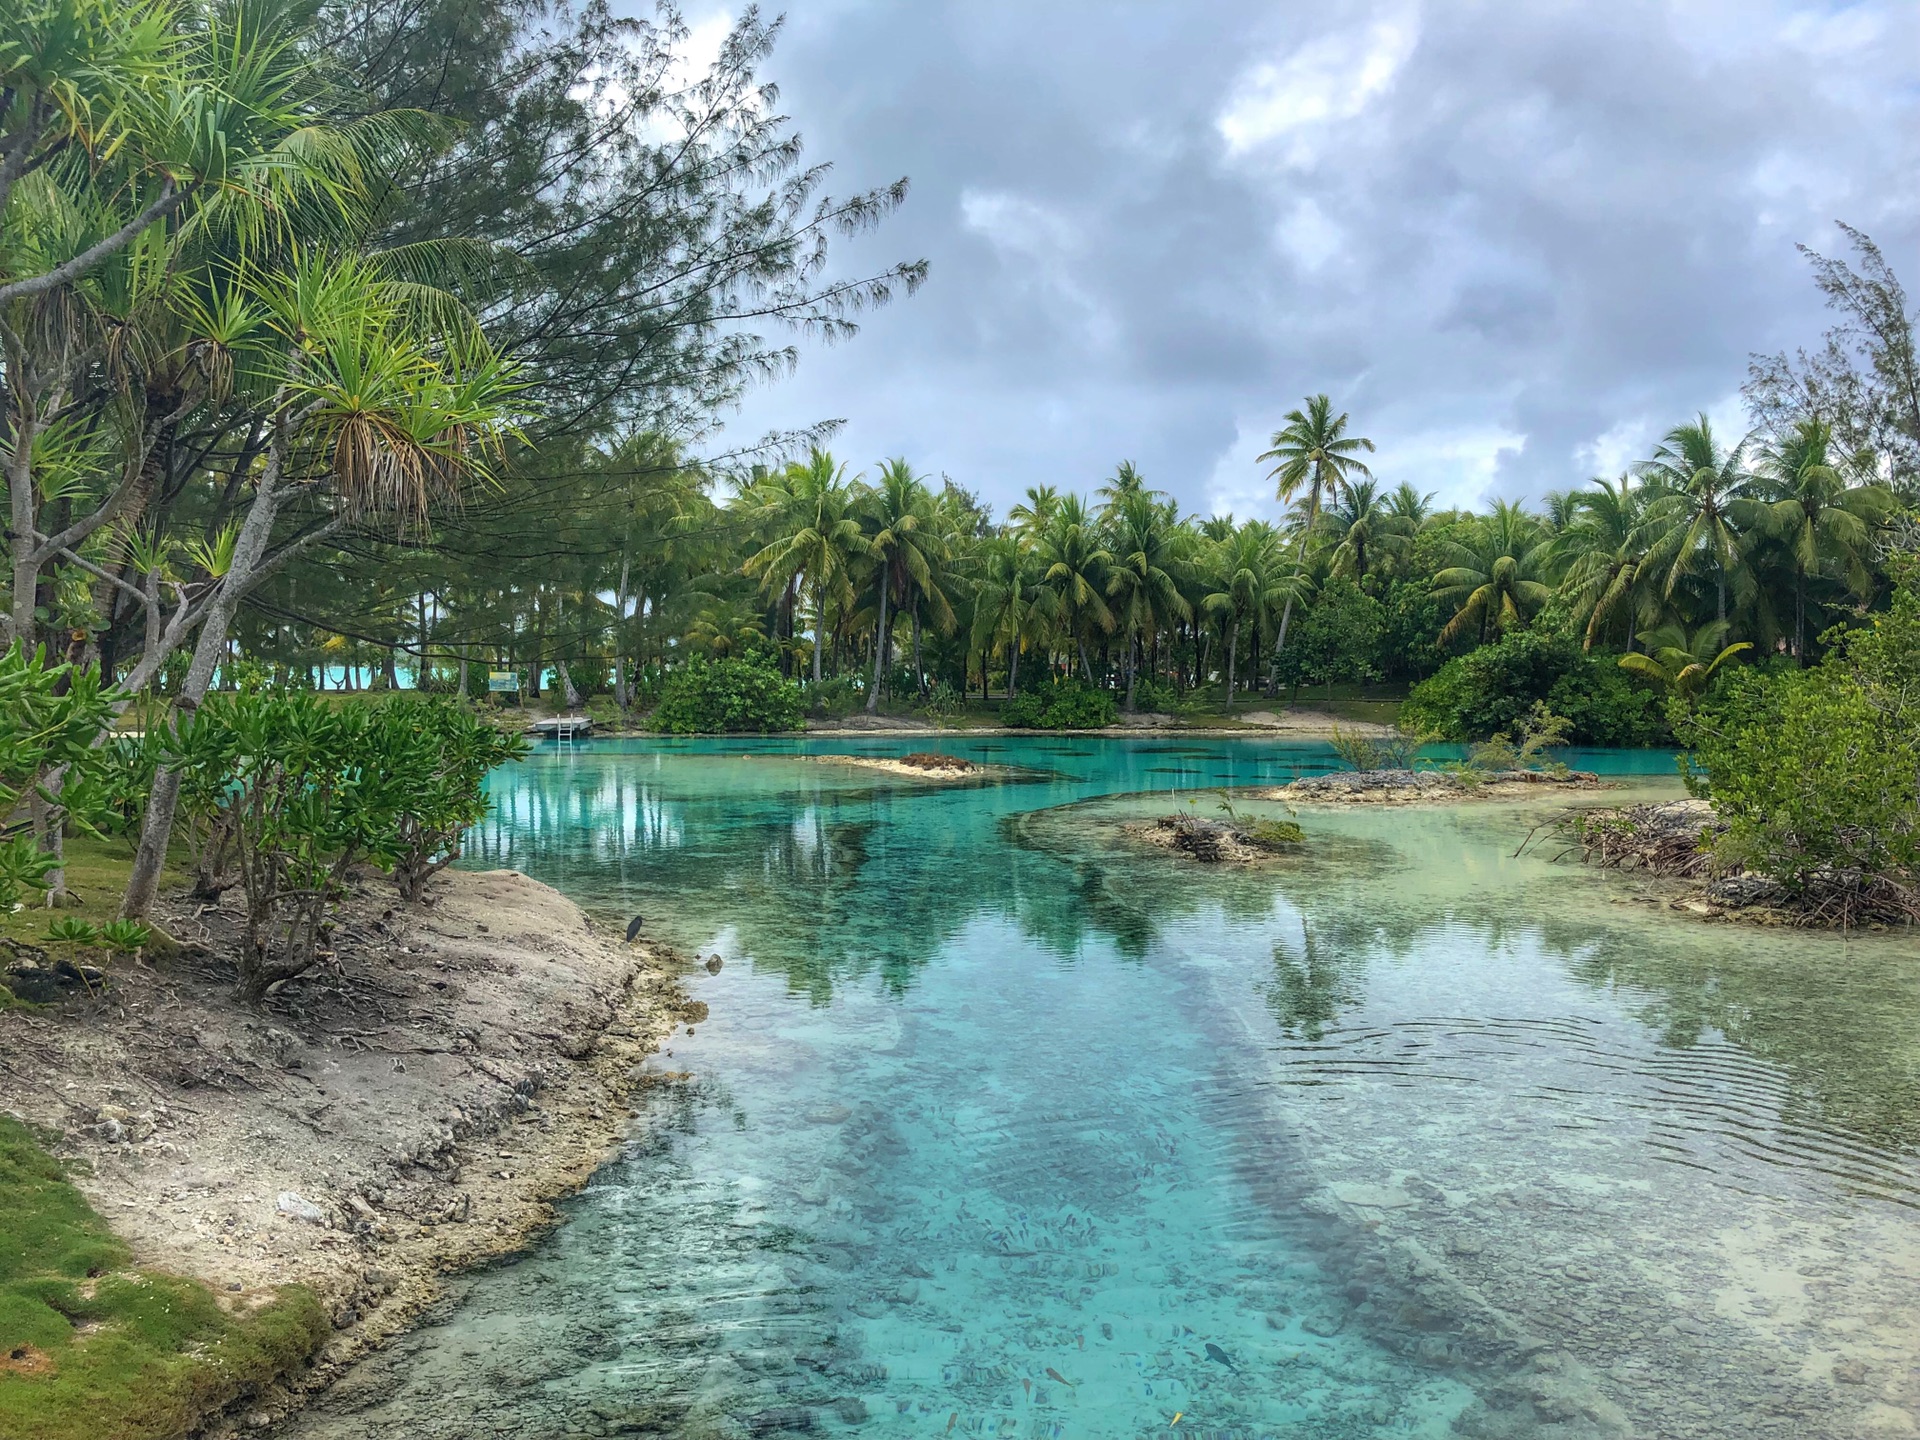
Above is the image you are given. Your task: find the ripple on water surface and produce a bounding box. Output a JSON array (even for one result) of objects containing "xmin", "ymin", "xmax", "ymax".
[{"xmin": 276, "ymin": 740, "xmax": 1920, "ymax": 1440}]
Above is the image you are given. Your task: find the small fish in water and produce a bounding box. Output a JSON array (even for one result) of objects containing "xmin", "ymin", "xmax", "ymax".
[
  {"xmin": 624, "ymin": 915, "xmax": 644, "ymax": 942},
  {"xmin": 1205, "ymin": 1342, "xmax": 1238, "ymax": 1371},
  {"xmin": 945, "ymin": 1414, "xmax": 956, "ymax": 1435},
  {"xmin": 1045, "ymin": 1368, "xmax": 1075, "ymax": 1388},
  {"xmin": 1021, "ymin": 1378, "xmax": 1032, "ymax": 1397},
  {"xmin": 1169, "ymin": 1413, "xmax": 1183, "ymax": 1428}
]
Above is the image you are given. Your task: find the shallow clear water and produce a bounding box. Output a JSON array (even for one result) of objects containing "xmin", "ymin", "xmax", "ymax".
[{"xmin": 281, "ymin": 739, "xmax": 1920, "ymax": 1440}]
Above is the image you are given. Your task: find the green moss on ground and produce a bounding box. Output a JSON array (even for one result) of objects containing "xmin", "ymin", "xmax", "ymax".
[{"xmin": 0, "ymin": 1117, "xmax": 330, "ymax": 1440}]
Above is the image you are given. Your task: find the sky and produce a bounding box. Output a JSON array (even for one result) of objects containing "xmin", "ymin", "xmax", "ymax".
[{"xmin": 671, "ymin": 1, "xmax": 1920, "ymax": 522}]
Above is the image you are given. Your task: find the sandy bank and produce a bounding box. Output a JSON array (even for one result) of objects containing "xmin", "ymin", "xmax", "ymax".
[
  {"xmin": 795, "ymin": 752, "xmax": 1021, "ymax": 782},
  {"xmin": 0, "ymin": 868, "xmax": 693, "ymax": 1435}
]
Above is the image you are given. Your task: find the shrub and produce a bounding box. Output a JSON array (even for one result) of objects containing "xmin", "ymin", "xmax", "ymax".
[
  {"xmin": 1460, "ymin": 702, "xmax": 1573, "ymax": 774},
  {"xmin": 652, "ymin": 658, "xmax": 803, "ymax": 734},
  {"xmin": 372, "ymin": 702, "xmax": 528, "ymax": 901},
  {"xmin": 1402, "ymin": 629, "xmax": 1665, "ymax": 745},
  {"xmin": 1676, "ymin": 565, "xmax": 1919, "ymax": 914},
  {"xmin": 162, "ymin": 693, "xmax": 519, "ymax": 997},
  {"xmin": 1002, "ymin": 677, "xmax": 1117, "ymax": 729},
  {"xmin": 1327, "ymin": 724, "xmax": 1424, "ymax": 771},
  {"xmin": 0, "ymin": 644, "xmax": 120, "ymax": 910},
  {"xmin": 802, "ymin": 674, "xmax": 865, "ymax": 718},
  {"xmin": 1274, "ymin": 580, "xmax": 1388, "ymax": 689}
]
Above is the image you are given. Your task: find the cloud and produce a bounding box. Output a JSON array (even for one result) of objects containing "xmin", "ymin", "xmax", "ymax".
[
  {"xmin": 1216, "ymin": 11, "xmax": 1419, "ymax": 161},
  {"xmin": 718, "ymin": 0, "xmax": 1920, "ymax": 518}
]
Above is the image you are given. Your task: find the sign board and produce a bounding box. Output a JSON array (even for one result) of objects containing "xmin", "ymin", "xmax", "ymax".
[{"xmin": 488, "ymin": 670, "xmax": 520, "ymax": 693}]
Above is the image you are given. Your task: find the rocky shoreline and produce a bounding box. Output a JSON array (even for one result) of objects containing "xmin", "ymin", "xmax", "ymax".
[
  {"xmin": 1565, "ymin": 800, "xmax": 1918, "ymax": 930},
  {"xmin": 1270, "ymin": 768, "xmax": 1611, "ymax": 804},
  {"xmin": 0, "ymin": 868, "xmax": 693, "ymax": 1438}
]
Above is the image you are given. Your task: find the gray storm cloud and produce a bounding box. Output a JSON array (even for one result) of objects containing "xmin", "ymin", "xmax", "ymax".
[{"xmin": 706, "ymin": 0, "xmax": 1920, "ymax": 518}]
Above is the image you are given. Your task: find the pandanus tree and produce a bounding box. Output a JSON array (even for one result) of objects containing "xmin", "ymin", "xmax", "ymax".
[
  {"xmin": 120, "ymin": 248, "xmax": 522, "ymax": 917},
  {"xmin": 2, "ymin": 0, "xmax": 443, "ymax": 650},
  {"xmin": 1258, "ymin": 394, "xmax": 1374, "ymax": 666},
  {"xmin": 1753, "ymin": 418, "xmax": 1893, "ymax": 663}
]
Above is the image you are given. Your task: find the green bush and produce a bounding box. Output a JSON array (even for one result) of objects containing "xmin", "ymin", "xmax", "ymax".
[
  {"xmin": 0, "ymin": 643, "xmax": 121, "ymax": 909},
  {"xmin": 163, "ymin": 692, "xmax": 520, "ymax": 995},
  {"xmin": 652, "ymin": 658, "xmax": 803, "ymax": 734},
  {"xmin": 1402, "ymin": 629, "xmax": 1665, "ymax": 746},
  {"xmin": 1677, "ymin": 565, "xmax": 1919, "ymax": 905},
  {"xmin": 802, "ymin": 674, "xmax": 865, "ymax": 718},
  {"xmin": 1275, "ymin": 580, "xmax": 1388, "ymax": 689},
  {"xmin": 1002, "ymin": 677, "xmax": 1118, "ymax": 729}
]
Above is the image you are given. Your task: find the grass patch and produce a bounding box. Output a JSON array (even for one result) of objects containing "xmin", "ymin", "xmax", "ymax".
[
  {"xmin": 0, "ymin": 1116, "xmax": 329, "ymax": 1440},
  {"xmin": 0, "ymin": 835, "xmax": 183, "ymax": 951}
]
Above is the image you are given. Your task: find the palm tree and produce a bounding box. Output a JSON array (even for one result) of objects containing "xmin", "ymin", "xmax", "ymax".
[
  {"xmin": 1753, "ymin": 418, "xmax": 1894, "ymax": 663},
  {"xmin": 1617, "ymin": 622, "xmax": 1750, "ymax": 697},
  {"xmin": 1553, "ymin": 475, "xmax": 1658, "ymax": 650},
  {"xmin": 1321, "ymin": 479, "xmax": 1412, "ymax": 582},
  {"xmin": 742, "ymin": 447, "xmax": 863, "ymax": 684},
  {"xmin": 1386, "ymin": 482, "xmax": 1436, "ymax": 526},
  {"xmin": 857, "ymin": 459, "xmax": 947, "ymax": 712},
  {"xmin": 1258, "ymin": 394, "xmax": 1375, "ymax": 667},
  {"xmin": 1201, "ymin": 520, "xmax": 1284, "ymax": 702},
  {"xmin": 1034, "ymin": 494, "xmax": 1113, "ymax": 683},
  {"xmin": 1432, "ymin": 501, "xmax": 1554, "ymax": 643},
  {"xmin": 1009, "ymin": 485, "xmax": 1060, "ymax": 536},
  {"xmin": 1639, "ymin": 414, "xmax": 1754, "ymax": 626},
  {"xmin": 1104, "ymin": 490, "xmax": 1191, "ymax": 709},
  {"xmin": 970, "ymin": 533, "xmax": 1041, "ymax": 696}
]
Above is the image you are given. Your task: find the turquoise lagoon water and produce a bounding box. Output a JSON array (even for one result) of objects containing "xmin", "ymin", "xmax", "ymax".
[{"xmin": 281, "ymin": 738, "xmax": 1920, "ymax": 1440}]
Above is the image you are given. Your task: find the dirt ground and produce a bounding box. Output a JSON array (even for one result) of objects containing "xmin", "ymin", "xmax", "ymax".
[{"xmin": 0, "ymin": 868, "xmax": 693, "ymax": 1434}]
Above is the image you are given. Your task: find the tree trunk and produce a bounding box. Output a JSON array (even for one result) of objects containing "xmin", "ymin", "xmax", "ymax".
[
  {"xmin": 1123, "ymin": 630, "xmax": 1138, "ymax": 711},
  {"xmin": 865, "ymin": 580, "xmax": 889, "ymax": 714},
  {"xmin": 1008, "ymin": 637, "xmax": 1020, "ymax": 698},
  {"xmin": 459, "ymin": 654, "xmax": 470, "ymax": 699},
  {"xmin": 1795, "ymin": 568, "xmax": 1807, "ymax": 666},
  {"xmin": 1225, "ymin": 620, "xmax": 1239, "ymax": 704},
  {"xmin": 558, "ymin": 660, "xmax": 582, "ymax": 708},
  {"xmin": 1077, "ymin": 637, "xmax": 1093, "ymax": 684},
  {"xmin": 911, "ymin": 605, "xmax": 925, "ymax": 696},
  {"xmin": 122, "ymin": 416, "xmax": 297, "ymax": 919},
  {"xmin": 812, "ymin": 580, "xmax": 826, "ymax": 685}
]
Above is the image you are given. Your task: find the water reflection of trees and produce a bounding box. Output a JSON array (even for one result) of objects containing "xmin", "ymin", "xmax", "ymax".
[{"xmin": 473, "ymin": 761, "xmax": 1920, "ymax": 1154}]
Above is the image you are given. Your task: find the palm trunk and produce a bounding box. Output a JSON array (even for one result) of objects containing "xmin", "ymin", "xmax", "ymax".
[
  {"xmin": 812, "ymin": 580, "xmax": 826, "ymax": 685},
  {"xmin": 1008, "ymin": 636, "xmax": 1020, "ymax": 697},
  {"xmin": 1123, "ymin": 630, "xmax": 1138, "ymax": 711},
  {"xmin": 1794, "ymin": 568, "xmax": 1807, "ymax": 666},
  {"xmin": 614, "ymin": 550, "xmax": 632, "ymax": 707},
  {"xmin": 911, "ymin": 604, "xmax": 924, "ymax": 695},
  {"xmin": 1077, "ymin": 637, "xmax": 1093, "ymax": 684},
  {"xmin": 1225, "ymin": 620, "xmax": 1239, "ymax": 704},
  {"xmin": 865, "ymin": 580, "xmax": 889, "ymax": 714}
]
